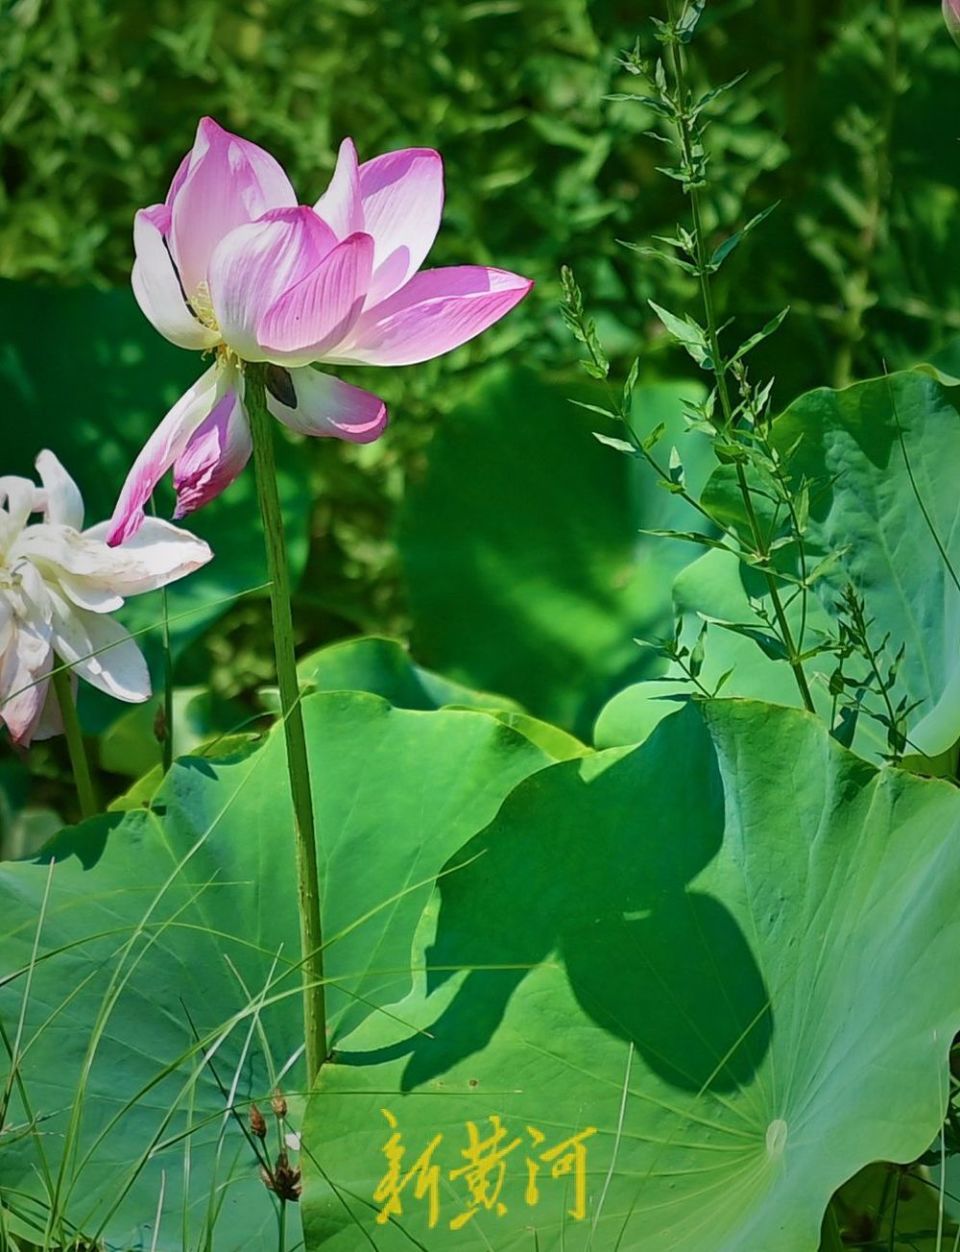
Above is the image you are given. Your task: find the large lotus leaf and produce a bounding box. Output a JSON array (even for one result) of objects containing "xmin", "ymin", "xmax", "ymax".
[
  {"xmin": 772, "ymin": 367, "xmax": 960, "ymax": 758},
  {"xmin": 302, "ymin": 700, "xmax": 960, "ymax": 1252},
  {"xmin": 596, "ymin": 368, "xmax": 960, "ymax": 763},
  {"xmin": 0, "ymin": 279, "xmax": 311, "ymax": 708},
  {"xmin": 0, "ymin": 692, "xmax": 550, "ymax": 1250},
  {"xmin": 261, "ymin": 635, "xmax": 586, "ymax": 762},
  {"xmin": 398, "ymin": 366, "xmax": 713, "ymax": 737},
  {"xmin": 594, "ymin": 548, "xmax": 840, "ymax": 749},
  {"xmin": 285, "ymin": 635, "xmax": 523, "ymax": 714}
]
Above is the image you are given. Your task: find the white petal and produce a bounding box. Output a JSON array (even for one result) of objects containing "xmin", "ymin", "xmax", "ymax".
[
  {"xmin": 132, "ymin": 206, "xmax": 219, "ymax": 351},
  {"xmin": 48, "ymin": 589, "xmax": 151, "ymax": 703},
  {"xmin": 83, "ymin": 517, "xmax": 213, "ymax": 594},
  {"xmin": 35, "ymin": 450, "xmax": 85, "ymax": 529},
  {"xmin": 0, "ymin": 476, "xmax": 41, "ymax": 549}
]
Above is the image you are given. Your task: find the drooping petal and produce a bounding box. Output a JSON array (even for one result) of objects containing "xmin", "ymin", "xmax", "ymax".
[
  {"xmin": 30, "ymin": 668, "xmax": 67, "ymax": 742},
  {"xmin": 171, "ymin": 388, "xmax": 251, "ymax": 518},
  {"xmin": 264, "ymin": 366, "xmax": 387, "ymax": 443},
  {"xmin": 257, "ymin": 232, "xmax": 374, "ymax": 366},
  {"xmin": 40, "ymin": 517, "xmax": 213, "ymax": 605},
  {"xmin": 0, "ymin": 640, "xmax": 52, "ymax": 748},
  {"xmin": 132, "ymin": 206, "xmax": 220, "ymax": 351},
  {"xmin": 209, "ymin": 207, "xmax": 337, "ymax": 361},
  {"xmin": 357, "ymin": 148, "xmax": 444, "ymax": 305},
  {"xmin": 168, "ymin": 117, "xmax": 298, "ymax": 298},
  {"xmin": 329, "ymin": 266, "xmax": 533, "ymax": 366},
  {"xmin": 20, "ymin": 510, "xmax": 213, "ymax": 613},
  {"xmin": 313, "ymin": 138, "xmax": 363, "ymax": 239},
  {"xmin": 0, "ymin": 578, "xmax": 53, "ymax": 748},
  {"xmin": 48, "ymin": 588, "xmax": 151, "ymax": 703},
  {"xmin": 35, "ymin": 450, "xmax": 85, "ymax": 530},
  {"xmin": 106, "ymin": 362, "xmax": 223, "ymax": 546}
]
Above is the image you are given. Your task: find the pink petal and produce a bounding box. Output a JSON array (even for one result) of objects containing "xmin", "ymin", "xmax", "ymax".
[
  {"xmin": 106, "ymin": 363, "xmax": 223, "ymax": 546},
  {"xmin": 168, "ymin": 117, "xmax": 297, "ymax": 298},
  {"xmin": 264, "ymin": 366, "xmax": 387, "ymax": 443},
  {"xmin": 257, "ymin": 232, "xmax": 374, "ymax": 366},
  {"xmin": 209, "ymin": 207, "xmax": 337, "ymax": 361},
  {"xmin": 330, "ymin": 266, "xmax": 533, "ymax": 366},
  {"xmin": 357, "ymin": 148, "xmax": 444, "ymax": 305},
  {"xmin": 132, "ymin": 206, "xmax": 219, "ymax": 351},
  {"xmin": 313, "ymin": 138, "xmax": 363, "ymax": 240},
  {"xmin": 165, "ymin": 150, "xmax": 193, "ymax": 208},
  {"xmin": 172, "ymin": 388, "xmax": 251, "ymax": 517}
]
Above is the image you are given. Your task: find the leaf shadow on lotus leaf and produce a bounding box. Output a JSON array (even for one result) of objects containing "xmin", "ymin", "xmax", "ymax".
[{"xmin": 339, "ymin": 705, "xmax": 773, "ymax": 1097}]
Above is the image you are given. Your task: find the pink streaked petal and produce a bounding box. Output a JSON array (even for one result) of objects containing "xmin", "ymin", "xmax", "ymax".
[
  {"xmin": 165, "ymin": 150, "xmax": 193, "ymax": 208},
  {"xmin": 264, "ymin": 366, "xmax": 387, "ymax": 444},
  {"xmin": 106, "ymin": 363, "xmax": 222, "ymax": 546},
  {"xmin": 257, "ymin": 232, "xmax": 374, "ymax": 366},
  {"xmin": 132, "ymin": 206, "xmax": 219, "ymax": 351},
  {"xmin": 358, "ymin": 148, "xmax": 444, "ymax": 305},
  {"xmin": 168, "ymin": 117, "xmax": 298, "ymax": 297},
  {"xmin": 313, "ymin": 138, "xmax": 363, "ymax": 240},
  {"xmin": 209, "ymin": 207, "xmax": 337, "ymax": 361},
  {"xmin": 173, "ymin": 388, "xmax": 251, "ymax": 517},
  {"xmin": 332, "ymin": 266, "xmax": 533, "ymax": 366},
  {"xmin": 0, "ymin": 624, "xmax": 52, "ymax": 748},
  {"xmin": 31, "ymin": 670, "xmax": 67, "ymax": 743}
]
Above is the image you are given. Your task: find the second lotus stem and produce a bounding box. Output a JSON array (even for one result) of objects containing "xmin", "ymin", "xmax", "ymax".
[{"xmin": 51, "ymin": 661, "xmax": 98, "ymax": 821}]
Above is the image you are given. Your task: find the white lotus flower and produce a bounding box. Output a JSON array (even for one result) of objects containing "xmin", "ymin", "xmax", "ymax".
[{"xmin": 0, "ymin": 451, "xmax": 212, "ymax": 747}]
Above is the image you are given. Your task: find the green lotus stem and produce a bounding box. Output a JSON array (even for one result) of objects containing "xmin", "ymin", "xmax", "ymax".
[
  {"xmin": 149, "ymin": 497, "xmax": 175, "ymax": 776},
  {"xmin": 51, "ymin": 661, "xmax": 98, "ymax": 820},
  {"xmin": 245, "ymin": 363, "xmax": 327, "ymax": 1085}
]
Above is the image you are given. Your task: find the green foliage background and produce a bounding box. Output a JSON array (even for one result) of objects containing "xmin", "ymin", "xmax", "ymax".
[{"xmin": 3, "ymin": 0, "xmax": 958, "ymax": 789}]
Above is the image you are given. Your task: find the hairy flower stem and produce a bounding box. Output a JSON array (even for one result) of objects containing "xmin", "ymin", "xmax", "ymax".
[
  {"xmin": 245, "ymin": 365, "xmax": 327, "ymax": 1084},
  {"xmin": 668, "ymin": 23, "xmax": 816, "ymax": 715},
  {"xmin": 51, "ymin": 661, "xmax": 98, "ymax": 820}
]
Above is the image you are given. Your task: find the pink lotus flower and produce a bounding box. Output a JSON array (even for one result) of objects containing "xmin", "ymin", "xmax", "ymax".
[
  {"xmin": 108, "ymin": 118, "xmax": 533, "ymax": 543},
  {"xmin": 0, "ymin": 452, "xmax": 211, "ymax": 746}
]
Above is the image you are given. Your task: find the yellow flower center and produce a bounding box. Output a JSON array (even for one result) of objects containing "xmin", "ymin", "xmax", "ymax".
[
  {"xmin": 191, "ymin": 281, "xmax": 242, "ymax": 367},
  {"xmin": 192, "ymin": 280, "xmax": 219, "ymax": 332}
]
